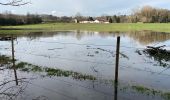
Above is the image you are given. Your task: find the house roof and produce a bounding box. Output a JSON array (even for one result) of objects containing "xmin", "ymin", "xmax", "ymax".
[{"xmin": 96, "ymin": 17, "xmax": 108, "ymax": 22}]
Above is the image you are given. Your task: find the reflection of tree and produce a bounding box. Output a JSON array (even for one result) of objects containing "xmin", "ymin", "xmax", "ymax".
[
  {"xmin": 0, "ymin": 55, "xmax": 48, "ymax": 100},
  {"xmin": 0, "ymin": 54, "xmax": 29, "ymax": 99},
  {"xmin": 74, "ymin": 31, "xmax": 170, "ymax": 45},
  {"xmin": 126, "ymin": 31, "xmax": 170, "ymax": 45},
  {"xmin": 0, "ymin": 36, "xmax": 36, "ymax": 100},
  {"xmin": 94, "ymin": 31, "xmax": 170, "ymax": 45},
  {"xmin": 0, "ymin": 77, "xmax": 49, "ymax": 100},
  {"xmin": 2, "ymin": 31, "xmax": 170, "ymax": 45},
  {"xmin": 0, "ymin": 78, "xmax": 29, "ymax": 99}
]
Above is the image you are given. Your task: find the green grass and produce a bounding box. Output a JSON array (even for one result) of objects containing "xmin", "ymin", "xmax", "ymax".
[{"xmin": 1, "ymin": 23, "xmax": 170, "ymax": 34}]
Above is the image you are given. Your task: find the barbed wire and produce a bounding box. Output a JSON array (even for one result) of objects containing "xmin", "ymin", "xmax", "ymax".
[
  {"xmin": 13, "ymin": 40, "xmax": 147, "ymax": 50},
  {"xmin": 1, "ymin": 48, "xmax": 170, "ymax": 77},
  {"xmin": 1, "ymin": 49, "xmax": 115, "ymax": 66},
  {"xmin": 120, "ymin": 65, "xmax": 170, "ymax": 77},
  {"xmin": 15, "ymin": 40, "xmax": 116, "ymax": 47},
  {"xmin": 120, "ymin": 46, "xmax": 146, "ymax": 49}
]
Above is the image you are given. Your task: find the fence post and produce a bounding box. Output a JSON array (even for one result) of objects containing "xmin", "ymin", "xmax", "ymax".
[
  {"xmin": 114, "ymin": 82, "xmax": 118, "ymax": 100},
  {"xmin": 11, "ymin": 35, "xmax": 18, "ymax": 85},
  {"xmin": 115, "ymin": 36, "xmax": 120, "ymax": 84}
]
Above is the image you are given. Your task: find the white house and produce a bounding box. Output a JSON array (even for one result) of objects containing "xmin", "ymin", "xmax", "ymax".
[
  {"xmin": 75, "ymin": 19, "xmax": 110, "ymax": 24},
  {"xmin": 74, "ymin": 19, "xmax": 78, "ymax": 23},
  {"xmin": 104, "ymin": 22, "xmax": 110, "ymax": 24},
  {"xmin": 94, "ymin": 20, "xmax": 100, "ymax": 23}
]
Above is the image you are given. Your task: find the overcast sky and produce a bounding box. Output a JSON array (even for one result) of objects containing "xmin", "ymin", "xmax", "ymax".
[{"xmin": 0, "ymin": 0, "xmax": 170, "ymax": 16}]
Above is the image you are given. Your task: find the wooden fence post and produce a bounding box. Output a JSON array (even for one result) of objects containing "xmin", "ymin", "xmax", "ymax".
[
  {"xmin": 114, "ymin": 82, "xmax": 118, "ymax": 100},
  {"xmin": 11, "ymin": 35, "xmax": 18, "ymax": 85},
  {"xmin": 115, "ymin": 36, "xmax": 120, "ymax": 83}
]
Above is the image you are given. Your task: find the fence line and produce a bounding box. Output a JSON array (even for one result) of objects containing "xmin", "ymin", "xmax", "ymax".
[
  {"xmin": 13, "ymin": 40, "xmax": 148, "ymax": 49},
  {"xmin": 0, "ymin": 57, "xmax": 126, "ymax": 98},
  {"xmin": 10, "ymin": 50, "xmax": 115, "ymax": 66},
  {"xmin": 1, "ymin": 39, "xmax": 169, "ymax": 50},
  {"xmin": 1, "ymin": 48, "xmax": 170, "ymax": 77},
  {"xmin": 120, "ymin": 65, "xmax": 170, "ymax": 77},
  {"xmin": 15, "ymin": 40, "xmax": 116, "ymax": 47},
  {"xmin": 0, "ymin": 64, "xmax": 133, "ymax": 100}
]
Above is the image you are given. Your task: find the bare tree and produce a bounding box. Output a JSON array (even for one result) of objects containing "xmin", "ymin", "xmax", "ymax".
[{"xmin": 0, "ymin": 0, "xmax": 30, "ymax": 6}]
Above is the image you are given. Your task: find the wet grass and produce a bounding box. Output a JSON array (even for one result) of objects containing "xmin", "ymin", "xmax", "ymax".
[
  {"xmin": 1, "ymin": 23, "xmax": 170, "ymax": 34},
  {"xmin": 15, "ymin": 62, "xmax": 96, "ymax": 80},
  {"xmin": 15, "ymin": 62, "xmax": 28, "ymax": 69},
  {"xmin": 132, "ymin": 85, "xmax": 161, "ymax": 95},
  {"xmin": 0, "ymin": 54, "xmax": 96, "ymax": 80},
  {"xmin": 163, "ymin": 93, "xmax": 170, "ymax": 100},
  {"xmin": 31, "ymin": 65, "xmax": 43, "ymax": 72},
  {"xmin": 0, "ymin": 55, "xmax": 12, "ymax": 64},
  {"xmin": 131, "ymin": 85, "xmax": 170, "ymax": 100}
]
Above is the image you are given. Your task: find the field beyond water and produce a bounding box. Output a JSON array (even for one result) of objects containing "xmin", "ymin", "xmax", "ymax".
[{"xmin": 1, "ymin": 23, "xmax": 170, "ymax": 34}]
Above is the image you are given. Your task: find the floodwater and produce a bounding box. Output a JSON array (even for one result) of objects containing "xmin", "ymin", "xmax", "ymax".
[{"xmin": 0, "ymin": 30, "xmax": 170, "ymax": 100}]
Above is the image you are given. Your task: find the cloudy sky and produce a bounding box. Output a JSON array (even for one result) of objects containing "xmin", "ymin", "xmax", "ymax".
[{"xmin": 0, "ymin": 0, "xmax": 170, "ymax": 16}]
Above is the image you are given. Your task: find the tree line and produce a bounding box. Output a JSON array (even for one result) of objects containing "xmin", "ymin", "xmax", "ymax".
[
  {"xmin": 75, "ymin": 6, "xmax": 170, "ymax": 23},
  {"xmin": 130, "ymin": 6, "xmax": 170, "ymax": 23},
  {"xmin": 1, "ymin": 6, "xmax": 170, "ymax": 25},
  {"xmin": 0, "ymin": 12, "xmax": 42, "ymax": 25}
]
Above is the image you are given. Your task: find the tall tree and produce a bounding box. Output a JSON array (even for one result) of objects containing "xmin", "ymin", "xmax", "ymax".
[{"xmin": 109, "ymin": 17, "xmax": 113, "ymax": 23}]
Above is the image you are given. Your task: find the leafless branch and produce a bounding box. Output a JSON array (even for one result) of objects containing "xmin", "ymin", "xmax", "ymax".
[{"xmin": 0, "ymin": 0, "xmax": 30, "ymax": 6}]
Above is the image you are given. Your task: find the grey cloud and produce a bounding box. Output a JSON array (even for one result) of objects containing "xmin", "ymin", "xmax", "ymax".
[{"xmin": 0, "ymin": 0, "xmax": 170, "ymax": 16}]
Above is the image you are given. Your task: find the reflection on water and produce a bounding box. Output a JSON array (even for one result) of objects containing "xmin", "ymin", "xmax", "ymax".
[
  {"xmin": 125, "ymin": 31, "xmax": 170, "ymax": 45},
  {"xmin": 0, "ymin": 30, "xmax": 170, "ymax": 100},
  {"xmin": 1, "ymin": 30, "xmax": 170, "ymax": 45},
  {"xmin": 4, "ymin": 30, "xmax": 170, "ymax": 45}
]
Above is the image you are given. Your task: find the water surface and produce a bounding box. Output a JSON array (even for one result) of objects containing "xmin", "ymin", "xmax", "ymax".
[{"xmin": 0, "ymin": 30, "xmax": 170, "ymax": 100}]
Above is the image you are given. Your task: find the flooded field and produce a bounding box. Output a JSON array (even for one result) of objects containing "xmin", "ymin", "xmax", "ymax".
[{"xmin": 0, "ymin": 30, "xmax": 170, "ymax": 100}]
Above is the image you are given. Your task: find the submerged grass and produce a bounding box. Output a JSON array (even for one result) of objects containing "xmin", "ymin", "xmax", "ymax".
[
  {"xmin": 15, "ymin": 62, "xmax": 96, "ymax": 80},
  {"xmin": 163, "ymin": 93, "xmax": 170, "ymax": 100},
  {"xmin": 0, "ymin": 54, "xmax": 170, "ymax": 99},
  {"xmin": 131, "ymin": 85, "xmax": 170, "ymax": 100},
  {"xmin": 0, "ymin": 55, "xmax": 12, "ymax": 64},
  {"xmin": 1, "ymin": 23, "xmax": 170, "ymax": 34},
  {"xmin": 132, "ymin": 85, "xmax": 161, "ymax": 95}
]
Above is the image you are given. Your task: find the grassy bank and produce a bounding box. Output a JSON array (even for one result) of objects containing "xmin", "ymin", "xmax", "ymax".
[{"xmin": 1, "ymin": 23, "xmax": 170, "ymax": 34}]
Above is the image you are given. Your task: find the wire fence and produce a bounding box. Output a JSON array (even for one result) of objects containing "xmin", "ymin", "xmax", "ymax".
[
  {"xmin": 15, "ymin": 39, "xmax": 147, "ymax": 49},
  {"xmin": 2, "ymin": 48, "xmax": 170, "ymax": 78},
  {"xmin": 0, "ymin": 39, "xmax": 170, "ymax": 77}
]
